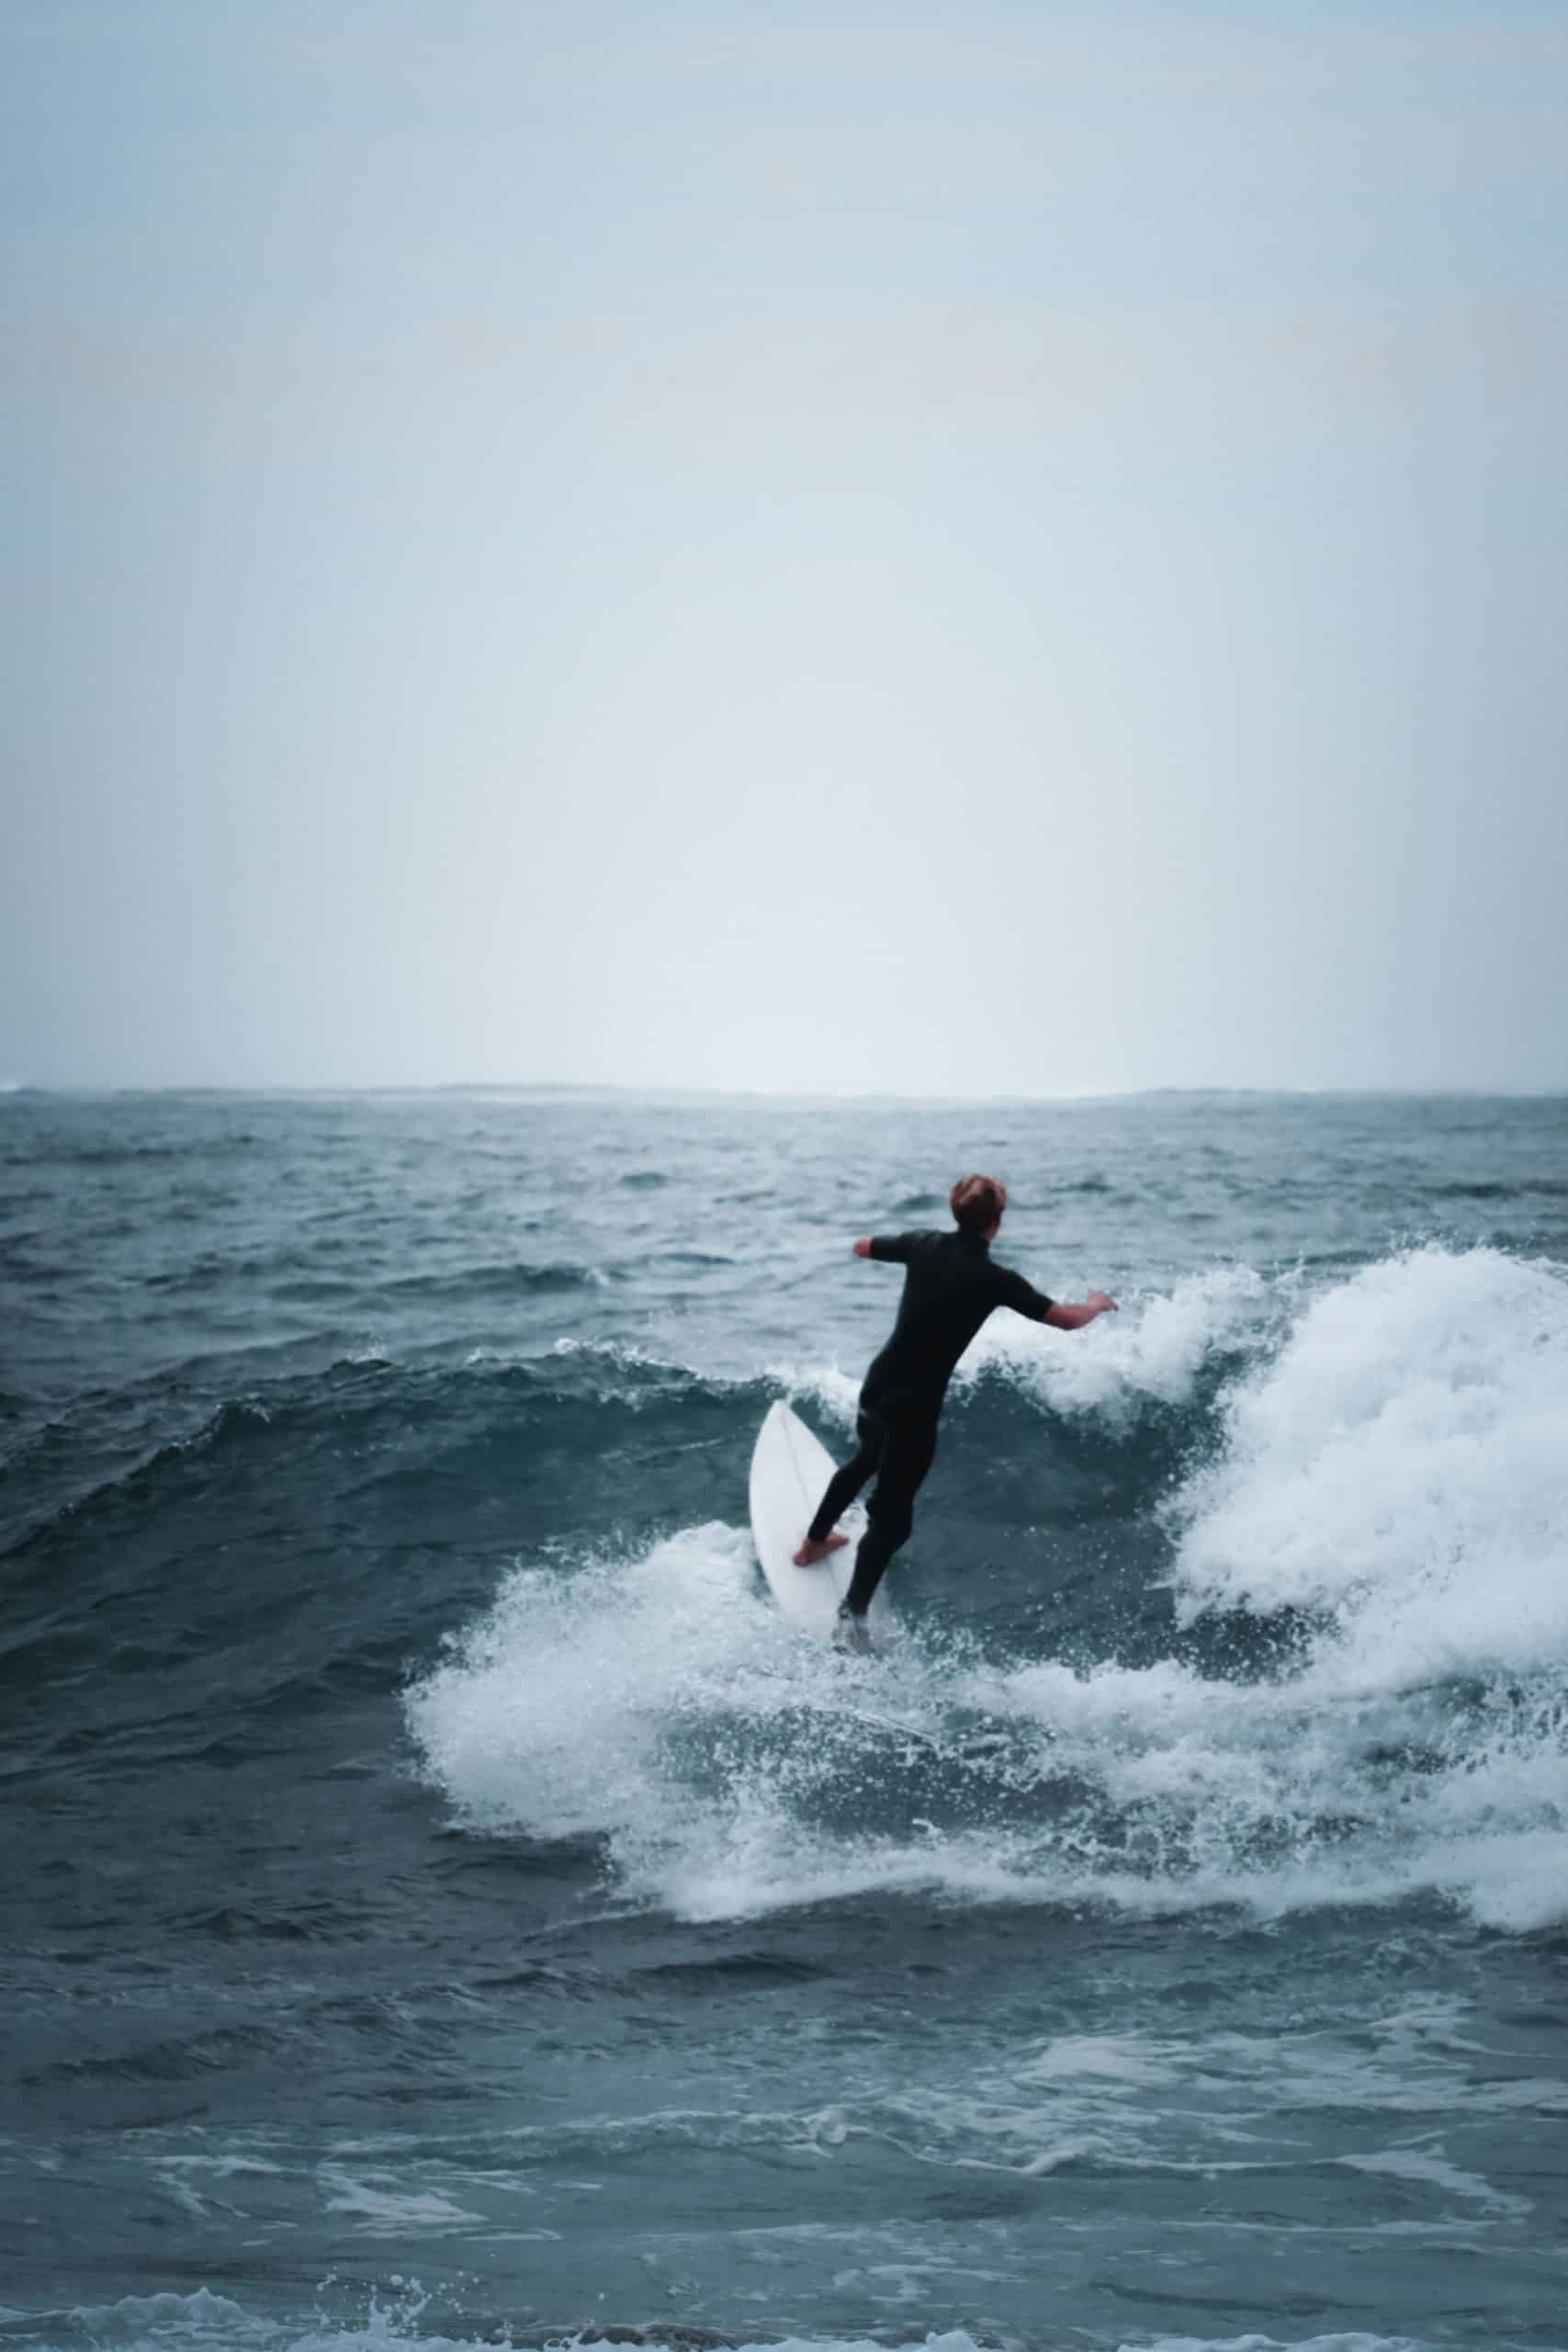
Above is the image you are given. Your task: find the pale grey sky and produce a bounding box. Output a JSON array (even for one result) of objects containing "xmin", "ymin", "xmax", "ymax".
[{"xmin": 6, "ymin": 2, "xmax": 1566, "ymax": 1093}]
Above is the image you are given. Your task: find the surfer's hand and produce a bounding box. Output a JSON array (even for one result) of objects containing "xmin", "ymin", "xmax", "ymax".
[
  {"xmin": 1086, "ymin": 1288, "xmax": 1118, "ymax": 1315},
  {"xmin": 852, "ymin": 1237, "xmax": 873, "ymax": 1258}
]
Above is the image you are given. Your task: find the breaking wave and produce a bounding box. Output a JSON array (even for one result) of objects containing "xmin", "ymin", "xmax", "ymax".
[{"xmin": 407, "ymin": 1247, "xmax": 1568, "ymax": 1935}]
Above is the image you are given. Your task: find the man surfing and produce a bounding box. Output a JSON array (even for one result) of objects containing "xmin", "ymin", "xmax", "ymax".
[{"xmin": 795, "ymin": 1173, "xmax": 1116, "ymax": 1648}]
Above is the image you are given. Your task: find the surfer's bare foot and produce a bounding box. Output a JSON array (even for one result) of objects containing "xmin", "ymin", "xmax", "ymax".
[
  {"xmin": 793, "ymin": 1531, "xmax": 850, "ymax": 1567},
  {"xmin": 834, "ymin": 1610, "xmax": 872, "ymax": 1655}
]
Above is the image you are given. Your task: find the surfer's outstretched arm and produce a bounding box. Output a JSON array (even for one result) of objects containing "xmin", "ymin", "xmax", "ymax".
[
  {"xmin": 854, "ymin": 1235, "xmax": 919, "ymax": 1261},
  {"xmin": 1043, "ymin": 1290, "xmax": 1118, "ymax": 1330},
  {"xmin": 996, "ymin": 1267, "xmax": 1117, "ymax": 1329}
]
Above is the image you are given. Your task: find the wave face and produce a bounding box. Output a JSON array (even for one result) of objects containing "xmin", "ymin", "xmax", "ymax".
[{"xmin": 5, "ymin": 1090, "xmax": 1568, "ymax": 2352}]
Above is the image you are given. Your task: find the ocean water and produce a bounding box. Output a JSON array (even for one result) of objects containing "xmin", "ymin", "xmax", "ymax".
[{"xmin": 4, "ymin": 1088, "xmax": 1568, "ymax": 2352}]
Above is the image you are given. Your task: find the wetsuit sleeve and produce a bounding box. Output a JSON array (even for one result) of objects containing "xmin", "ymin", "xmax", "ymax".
[
  {"xmin": 866, "ymin": 1232, "xmax": 921, "ymax": 1263},
  {"xmin": 994, "ymin": 1266, "xmax": 1055, "ymax": 1322}
]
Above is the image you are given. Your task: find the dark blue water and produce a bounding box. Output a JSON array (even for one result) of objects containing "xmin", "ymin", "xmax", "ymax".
[{"xmin": 5, "ymin": 1090, "xmax": 1568, "ymax": 2352}]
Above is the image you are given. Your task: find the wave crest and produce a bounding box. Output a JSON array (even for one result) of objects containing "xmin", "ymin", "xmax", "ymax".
[{"xmin": 1170, "ymin": 1246, "xmax": 1568, "ymax": 1688}]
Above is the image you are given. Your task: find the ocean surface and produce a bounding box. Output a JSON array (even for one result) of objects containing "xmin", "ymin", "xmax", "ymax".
[{"xmin": 5, "ymin": 1088, "xmax": 1568, "ymax": 2352}]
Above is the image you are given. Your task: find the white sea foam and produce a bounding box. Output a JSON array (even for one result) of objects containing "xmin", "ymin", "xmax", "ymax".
[
  {"xmin": 782, "ymin": 1265, "xmax": 1275, "ymax": 1434},
  {"xmin": 965, "ymin": 1262, "xmax": 1274, "ymax": 1423},
  {"xmin": 1170, "ymin": 1246, "xmax": 1568, "ymax": 1679},
  {"xmin": 407, "ymin": 1249, "xmax": 1568, "ymax": 1934},
  {"xmin": 317, "ymin": 2168, "xmax": 484, "ymax": 2233},
  {"xmin": 771, "ymin": 1359, "xmax": 863, "ymax": 1430},
  {"xmin": 1135, "ymin": 2337, "xmax": 1428, "ymax": 2352},
  {"xmin": 46, "ymin": 2303, "xmax": 1008, "ymax": 2352},
  {"xmin": 1337, "ymin": 2145, "xmax": 1530, "ymax": 2216},
  {"xmin": 25, "ymin": 2286, "xmax": 1471, "ymax": 2352}
]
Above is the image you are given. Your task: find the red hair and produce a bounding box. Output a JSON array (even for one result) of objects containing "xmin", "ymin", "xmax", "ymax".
[{"xmin": 950, "ymin": 1173, "xmax": 1007, "ymax": 1232}]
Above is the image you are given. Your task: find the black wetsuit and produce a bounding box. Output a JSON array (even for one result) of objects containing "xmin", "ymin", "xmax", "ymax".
[{"xmin": 807, "ymin": 1227, "xmax": 1055, "ymax": 1617}]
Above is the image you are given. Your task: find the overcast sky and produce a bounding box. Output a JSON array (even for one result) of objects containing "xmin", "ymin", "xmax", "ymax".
[{"xmin": 5, "ymin": 1, "xmax": 1566, "ymax": 1094}]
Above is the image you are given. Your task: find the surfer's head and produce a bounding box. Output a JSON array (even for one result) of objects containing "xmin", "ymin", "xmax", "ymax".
[{"xmin": 950, "ymin": 1173, "xmax": 1007, "ymax": 1238}]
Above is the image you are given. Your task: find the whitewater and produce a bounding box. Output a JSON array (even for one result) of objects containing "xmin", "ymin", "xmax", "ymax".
[{"xmin": 4, "ymin": 1089, "xmax": 1567, "ymax": 2352}]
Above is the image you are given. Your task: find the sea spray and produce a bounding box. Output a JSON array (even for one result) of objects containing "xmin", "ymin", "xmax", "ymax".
[{"xmin": 1171, "ymin": 1245, "xmax": 1568, "ymax": 1683}]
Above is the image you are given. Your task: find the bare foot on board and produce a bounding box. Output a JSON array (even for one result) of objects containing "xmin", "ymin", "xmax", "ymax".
[{"xmin": 793, "ymin": 1531, "xmax": 851, "ymax": 1567}]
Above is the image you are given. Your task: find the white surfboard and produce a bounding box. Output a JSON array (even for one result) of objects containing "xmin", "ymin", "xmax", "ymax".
[{"xmin": 749, "ymin": 1399, "xmax": 886, "ymax": 1639}]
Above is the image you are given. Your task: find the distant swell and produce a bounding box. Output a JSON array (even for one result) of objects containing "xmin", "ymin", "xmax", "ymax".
[{"xmin": 378, "ymin": 1260, "xmax": 604, "ymax": 1300}]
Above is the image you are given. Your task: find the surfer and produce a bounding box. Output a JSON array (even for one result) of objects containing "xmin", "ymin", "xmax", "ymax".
[{"xmin": 794, "ymin": 1173, "xmax": 1116, "ymax": 1647}]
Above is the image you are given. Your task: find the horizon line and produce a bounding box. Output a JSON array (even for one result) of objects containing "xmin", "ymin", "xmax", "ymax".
[{"xmin": 5, "ymin": 1079, "xmax": 1567, "ymax": 1107}]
